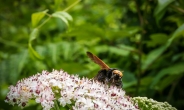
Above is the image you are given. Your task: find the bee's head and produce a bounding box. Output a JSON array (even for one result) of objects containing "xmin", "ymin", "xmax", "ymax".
[{"xmin": 112, "ymin": 70, "xmax": 123, "ymax": 78}]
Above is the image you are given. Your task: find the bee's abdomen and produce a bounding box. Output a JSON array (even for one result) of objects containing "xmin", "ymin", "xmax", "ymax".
[{"xmin": 95, "ymin": 69, "xmax": 108, "ymax": 84}]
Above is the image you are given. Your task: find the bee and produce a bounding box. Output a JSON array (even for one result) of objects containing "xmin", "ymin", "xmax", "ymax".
[{"xmin": 87, "ymin": 51, "xmax": 123, "ymax": 88}]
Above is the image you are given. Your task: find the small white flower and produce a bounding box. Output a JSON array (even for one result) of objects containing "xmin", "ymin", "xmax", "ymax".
[{"xmin": 5, "ymin": 69, "xmax": 138, "ymax": 110}]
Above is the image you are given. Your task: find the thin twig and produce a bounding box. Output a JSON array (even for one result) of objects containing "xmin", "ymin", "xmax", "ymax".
[
  {"xmin": 63, "ymin": 0, "xmax": 81, "ymax": 12},
  {"xmin": 170, "ymin": 5, "xmax": 184, "ymax": 14},
  {"xmin": 37, "ymin": 16, "xmax": 51, "ymax": 29},
  {"xmin": 167, "ymin": 76, "xmax": 181, "ymax": 102},
  {"xmin": 37, "ymin": 0, "xmax": 81, "ymax": 29},
  {"xmin": 135, "ymin": 0, "xmax": 144, "ymax": 27}
]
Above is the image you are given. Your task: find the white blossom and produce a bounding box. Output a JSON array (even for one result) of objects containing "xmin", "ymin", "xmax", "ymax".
[{"xmin": 5, "ymin": 70, "xmax": 139, "ymax": 110}]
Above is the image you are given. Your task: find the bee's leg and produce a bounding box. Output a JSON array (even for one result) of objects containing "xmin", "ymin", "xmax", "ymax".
[
  {"xmin": 114, "ymin": 78, "xmax": 123, "ymax": 88},
  {"xmin": 104, "ymin": 78, "xmax": 109, "ymax": 85},
  {"xmin": 108, "ymin": 74, "xmax": 115, "ymax": 81},
  {"xmin": 115, "ymin": 82, "xmax": 123, "ymax": 88}
]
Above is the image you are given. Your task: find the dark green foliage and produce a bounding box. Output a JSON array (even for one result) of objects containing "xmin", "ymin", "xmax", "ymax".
[{"xmin": 0, "ymin": 0, "xmax": 184, "ymax": 109}]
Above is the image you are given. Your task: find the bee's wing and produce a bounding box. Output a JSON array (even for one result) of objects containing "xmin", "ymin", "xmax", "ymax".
[{"xmin": 87, "ymin": 52, "xmax": 110, "ymax": 69}]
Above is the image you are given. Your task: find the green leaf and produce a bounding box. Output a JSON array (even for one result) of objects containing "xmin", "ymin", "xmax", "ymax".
[
  {"xmin": 94, "ymin": 45, "xmax": 109, "ymax": 53},
  {"xmin": 48, "ymin": 43, "xmax": 58, "ymax": 64},
  {"xmin": 52, "ymin": 11, "xmax": 73, "ymax": 27},
  {"xmin": 109, "ymin": 46, "xmax": 130, "ymax": 56},
  {"xmin": 61, "ymin": 42, "xmax": 71, "ymax": 60},
  {"xmin": 154, "ymin": 0, "xmax": 174, "ymax": 15},
  {"xmin": 158, "ymin": 74, "xmax": 181, "ymax": 91},
  {"xmin": 142, "ymin": 45, "xmax": 167, "ymax": 71},
  {"xmin": 119, "ymin": 44, "xmax": 140, "ymax": 54},
  {"xmin": 28, "ymin": 28, "xmax": 43, "ymax": 60},
  {"xmin": 154, "ymin": 0, "xmax": 175, "ymax": 24},
  {"xmin": 146, "ymin": 33, "xmax": 169, "ymax": 47},
  {"xmin": 31, "ymin": 10, "xmax": 48, "ymax": 28},
  {"xmin": 29, "ymin": 28, "xmax": 39, "ymax": 42},
  {"xmin": 0, "ymin": 50, "xmax": 29, "ymax": 84},
  {"xmin": 150, "ymin": 63, "xmax": 184, "ymax": 88},
  {"xmin": 168, "ymin": 23, "xmax": 184, "ymax": 45},
  {"xmin": 118, "ymin": 27, "xmax": 140, "ymax": 37},
  {"xmin": 154, "ymin": 9, "xmax": 166, "ymax": 26},
  {"xmin": 17, "ymin": 50, "xmax": 28, "ymax": 73},
  {"xmin": 123, "ymin": 71, "xmax": 137, "ymax": 88},
  {"xmin": 28, "ymin": 43, "xmax": 43, "ymax": 60},
  {"xmin": 65, "ymin": 24, "xmax": 104, "ymax": 41}
]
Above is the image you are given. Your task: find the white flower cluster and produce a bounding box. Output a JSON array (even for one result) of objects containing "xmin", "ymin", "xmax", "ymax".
[{"xmin": 5, "ymin": 70, "xmax": 139, "ymax": 110}]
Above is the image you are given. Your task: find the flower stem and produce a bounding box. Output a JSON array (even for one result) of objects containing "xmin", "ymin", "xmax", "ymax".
[
  {"xmin": 54, "ymin": 100, "xmax": 60, "ymax": 110},
  {"xmin": 67, "ymin": 104, "xmax": 72, "ymax": 109}
]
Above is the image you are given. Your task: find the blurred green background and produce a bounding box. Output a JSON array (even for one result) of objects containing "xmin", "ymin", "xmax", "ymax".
[{"xmin": 0, "ymin": 0, "xmax": 184, "ymax": 109}]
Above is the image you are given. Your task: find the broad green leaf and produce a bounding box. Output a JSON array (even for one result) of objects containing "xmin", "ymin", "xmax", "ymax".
[
  {"xmin": 52, "ymin": 11, "xmax": 73, "ymax": 27},
  {"xmin": 123, "ymin": 71, "xmax": 137, "ymax": 89},
  {"xmin": 57, "ymin": 41, "xmax": 83, "ymax": 61},
  {"xmin": 165, "ymin": 15, "xmax": 183, "ymax": 26},
  {"xmin": 154, "ymin": 0, "xmax": 174, "ymax": 15},
  {"xmin": 94, "ymin": 45, "xmax": 109, "ymax": 53},
  {"xmin": 118, "ymin": 27, "xmax": 140, "ymax": 37},
  {"xmin": 150, "ymin": 63, "xmax": 184, "ymax": 88},
  {"xmin": 58, "ymin": 11, "xmax": 73, "ymax": 21},
  {"xmin": 105, "ymin": 9, "xmax": 122, "ymax": 25},
  {"xmin": 154, "ymin": 0, "xmax": 175, "ymax": 24},
  {"xmin": 17, "ymin": 50, "xmax": 28, "ymax": 73},
  {"xmin": 140, "ymin": 77, "xmax": 153, "ymax": 86},
  {"xmin": 29, "ymin": 28, "xmax": 39, "ymax": 42},
  {"xmin": 65, "ymin": 24, "xmax": 104, "ymax": 41},
  {"xmin": 146, "ymin": 33, "xmax": 168, "ymax": 47},
  {"xmin": 119, "ymin": 44, "xmax": 140, "ymax": 54},
  {"xmin": 28, "ymin": 43, "xmax": 43, "ymax": 60},
  {"xmin": 158, "ymin": 74, "xmax": 182, "ymax": 91},
  {"xmin": 142, "ymin": 45, "xmax": 167, "ymax": 71},
  {"xmin": 31, "ymin": 10, "xmax": 48, "ymax": 28},
  {"xmin": 104, "ymin": 27, "xmax": 140, "ymax": 40},
  {"xmin": 109, "ymin": 46, "xmax": 130, "ymax": 56},
  {"xmin": 0, "ymin": 50, "xmax": 28, "ymax": 84},
  {"xmin": 168, "ymin": 23, "xmax": 184, "ymax": 45},
  {"xmin": 154, "ymin": 10, "xmax": 166, "ymax": 26}
]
